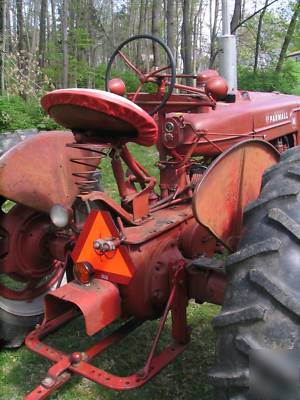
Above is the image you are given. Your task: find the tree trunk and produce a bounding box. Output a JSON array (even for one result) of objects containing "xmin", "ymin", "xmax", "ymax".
[
  {"xmin": 5, "ymin": 2, "xmax": 11, "ymax": 52},
  {"xmin": 152, "ymin": 0, "xmax": 160, "ymax": 67},
  {"xmin": 0, "ymin": 0, "xmax": 6, "ymax": 94},
  {"xmin": 166, "ymin": 0, "xmax": 175, "ymax": 59},
  {"xmin": 111, "ymin": 0, "xmax": 115, "ymax": 48},
  {"xmin": 50, "ymin": 0, "xmax": 56, "ymax": 41},
  {"xmin": 232, "ymin": 0, "xmax": 281, "ymax": 33},
  {"xmin": 175, "ymin": 0, "xmax": 180, "ymax": 66},
  {"xmin": 230, "ymin": 0, "xmax": 242, "ymax": 34},
  {"xmin": 253, "ymin": 0, "xmax": 268, "ymax": 73},
  {"xmin": 209, "ymin": 0, "xmax": 219, "ymax": 68},
  {"xmin": 275, "ymin": 1, "xmax": 300, "ymax": 73},
  {"xmin": 69, "ymin": 1, "xmax": 77, "ymax": 87},
  {"xmin": 39, "ymin": 0, "xmax": 47, "ymax": 68},
  {"xmin": 182, "ymin": 0, "xmax": 193, "ymax": 85},
  {"xmin": 28, "ymin": 0, "xmax": 38, "ymax": 71},
  {"xmin": 16, "ymin": 0, "xmax": 24, "ymax": 53},
  {"xmin": 136, "ymin": 0, "xmax": 145, "ymax": 67},
  {"xmin": 46, "ymin": 3, "xmax": 50, "ymax": 46},
  {"xmin": 192, "ymin": 0, "xmax": 202, "ymax": 72},
  {"xmin": 62, "ymin": 0, "xmax": 69, "ymax": 88}
]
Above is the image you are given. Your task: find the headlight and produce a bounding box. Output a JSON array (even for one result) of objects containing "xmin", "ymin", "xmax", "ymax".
[{"xmin": 50, "ymin": 204, "xmax": 70, "ymax": 228}]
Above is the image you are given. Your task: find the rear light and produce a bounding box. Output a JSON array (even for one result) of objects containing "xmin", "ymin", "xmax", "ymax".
[{"xmin": 73, "ymin": 262, "xmax": 94, "ymax": 284}]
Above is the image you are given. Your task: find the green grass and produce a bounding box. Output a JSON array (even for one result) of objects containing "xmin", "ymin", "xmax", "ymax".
[
  {"xmin": 0, "ymin": 143, "xmax": 220, "ymax": 400},
  {"xmin": 0, "ymin": 96, "xmax": 59, "ymax": 132}
]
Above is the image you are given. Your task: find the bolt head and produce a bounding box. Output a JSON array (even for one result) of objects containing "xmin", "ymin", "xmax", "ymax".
[
  {"xmin": 165, "ymin": 121, "xmax": 174, "ymax": 132},
  {"xmin": 71, "ymin": 352, "xmax": 82, "ymax": 364},
  {"xmin": 42, "ymin": 376, "xmax": 55, "ymax": 388}
]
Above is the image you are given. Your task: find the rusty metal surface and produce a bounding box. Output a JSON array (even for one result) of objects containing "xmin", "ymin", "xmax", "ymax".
[
  {"xmin": 155, "ymin": 91, "xmax": 300, "ymax": 158},
  {"xmin": 0, "ymin": 131, "xmax": 101, "ymax": 213},
  {"xmin": 80, "ymin": 191, "xmax": 137, "ymax": 225},
  {"xmin": 186, "ymin": 255, "xmax": 226, "ymax": 305},
  {"xmin": 0, "ymin": 204, "xmax": 69, "ymax": 300},
  {"xmin": 121, "ymin": 229, "xmax": 184, "ymax": 319},
  {"xmin": 178, "ymin": 219, "xmax": 217, "ymax": 258},
  {"xmin": 192, "ymin": 140, "xmax": 279, "ymax": 250},
  {"xmin": 44, "ymin": 279, "xmax": 121, "ymax": 336},
  {"xmin": 124, "ymin": 204, "xmax": 192, "ymax": 244}
]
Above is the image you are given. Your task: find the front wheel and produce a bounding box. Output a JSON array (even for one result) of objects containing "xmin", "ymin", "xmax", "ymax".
[{"xmin": 210, "ymin": 146, "xmax": 300, "ymax": 399}]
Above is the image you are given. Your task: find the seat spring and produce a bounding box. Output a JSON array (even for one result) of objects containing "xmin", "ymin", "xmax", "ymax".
[{"xmin": 67, "ymin": 143, "xmax": 108, "ymax": 195}]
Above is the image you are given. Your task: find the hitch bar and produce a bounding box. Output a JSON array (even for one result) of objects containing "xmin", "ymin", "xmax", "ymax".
[{"xmin": 25, "ymin": 262, "xmax": 189, "ymax": 399}]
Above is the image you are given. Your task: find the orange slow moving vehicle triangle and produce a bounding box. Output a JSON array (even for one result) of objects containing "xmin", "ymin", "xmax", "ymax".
[{"xmin": 72, "ymin": 210, "xmax": 135, "ymax": 285}]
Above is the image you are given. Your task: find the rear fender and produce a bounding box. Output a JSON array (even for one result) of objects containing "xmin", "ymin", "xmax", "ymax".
[
  {"xmin": 192, "ymin": 139, "xmax": 280, "ymax": 250},
  {"xmin": 0, "ymin": 131, "xmax": 101, "ymax": 213}
]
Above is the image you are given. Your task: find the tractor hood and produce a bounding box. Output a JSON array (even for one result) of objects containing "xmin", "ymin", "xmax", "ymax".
[{"xmin": 169, "ymin": 91, "xmax": 300, "ymax": 157}]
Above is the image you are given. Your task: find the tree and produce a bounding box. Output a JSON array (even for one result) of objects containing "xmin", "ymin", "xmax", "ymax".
[
  {"xmin": 136, "ymin": 0, "xmax": 146, "ymax": 67},
  {"xmin": 39, "ymin": 0, "xmax": 47, "ymax": 68},
  {"xmin": 182, "ymin": 0, "xmax": 193, "ymax": 85},
  {"xmin": 232, "ymin": 0, "xmax": 279, "ymax": 33},
  {"xmin": 0, "ymin": 0, "xmax": 6, "ymax": 94},
  {"xmin": 275, "ymin": 0, "xmax": 300, "ymax": 73},
  {"xmin": 230, "ymin": 0, "xmax": 242, "ymax": 33},
  {"xmin": 62, "ymin": 0, "xmax": 69, "ymax": 88},
  {"xmin": 16, "ymin": 0, "xmax": 24, "ymax": 53},
  {"xmin": 253, "ymin": 0, "xmax": 268, "ymax": 73},
  {"xmin": 166, "ymin": 0, "xmax": 175, "ymax": 59},
  {"xmin": 152, "ymin": 0, "xmax": 160, "ymax": 67},
  {"xmin": 209, "ymin": 0, "xmax": 219, "ymax": 68},
  {"xmin": 50, "ymin": 0, "xmax": 56, "ymax": 41}
]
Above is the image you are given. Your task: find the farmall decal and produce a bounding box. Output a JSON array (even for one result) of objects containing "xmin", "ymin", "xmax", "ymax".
[{"xmin": 266, "ymin": 111, "xmax": 289, "ymax": 124}]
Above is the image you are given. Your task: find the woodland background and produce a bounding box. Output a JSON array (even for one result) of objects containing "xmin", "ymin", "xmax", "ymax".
[{"xmin": 0, "ymin": 0, "xmax": 299, "ymax": 131}]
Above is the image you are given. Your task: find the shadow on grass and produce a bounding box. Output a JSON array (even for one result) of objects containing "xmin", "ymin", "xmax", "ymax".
[{"xmin": 2, "ymin": 303, "xmax": 219, "ymax": 400}]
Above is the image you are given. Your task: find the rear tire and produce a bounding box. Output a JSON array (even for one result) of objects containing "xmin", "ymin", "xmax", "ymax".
[
  {"xmin": 0, "ymin": 131, "xmax": 103, "ymax": 348},
  {"xmin": 210, "ymin": 146, "xmax": 300, "ymax": 399},
  {"xmin": 0, "ymin": 309, "xmax": 42, "ymax": 349},
  {"xmin": 0, "ymin": 130, "xmax": 43, "ymax": 349}
]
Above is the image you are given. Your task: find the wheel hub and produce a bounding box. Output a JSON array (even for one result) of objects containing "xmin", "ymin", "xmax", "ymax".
[{"xmin": 0, "ymin": 204, "xmax": 70, "ymax": 300}]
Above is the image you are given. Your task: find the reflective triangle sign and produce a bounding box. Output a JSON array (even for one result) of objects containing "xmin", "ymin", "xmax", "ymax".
[{"xmin": 72, "ymin": 210, "xmax": 135, "ymax": 285}]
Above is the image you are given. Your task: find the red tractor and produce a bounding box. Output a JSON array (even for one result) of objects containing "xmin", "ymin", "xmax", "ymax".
[{"xmin": 1, "ymin": 35, "xmax": 300, "ymax": 399}]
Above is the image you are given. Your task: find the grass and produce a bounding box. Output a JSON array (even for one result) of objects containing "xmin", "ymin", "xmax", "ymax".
[{"xmin": 0, "ymin": 142, "xmax": 220, "ymax": 400}]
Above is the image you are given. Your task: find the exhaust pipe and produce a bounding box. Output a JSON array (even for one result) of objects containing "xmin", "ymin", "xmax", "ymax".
[{"xmin": 218, "ymin": 0, "xmax": 238, "ymax": 91}]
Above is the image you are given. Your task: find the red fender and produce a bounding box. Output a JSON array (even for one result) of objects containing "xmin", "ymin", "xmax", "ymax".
[
  {"xmin": 193, "ymin": 139, "xmax": 279, "ymax": 250},
  {"xmin": 0, "ymin": 131, "xmax": 101, "ymax": 213}
]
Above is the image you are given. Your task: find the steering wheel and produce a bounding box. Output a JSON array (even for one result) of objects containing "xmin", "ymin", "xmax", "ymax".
[{"xmin": 105, "ymin": 34, "xmax": 176, "ymax": 115}]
